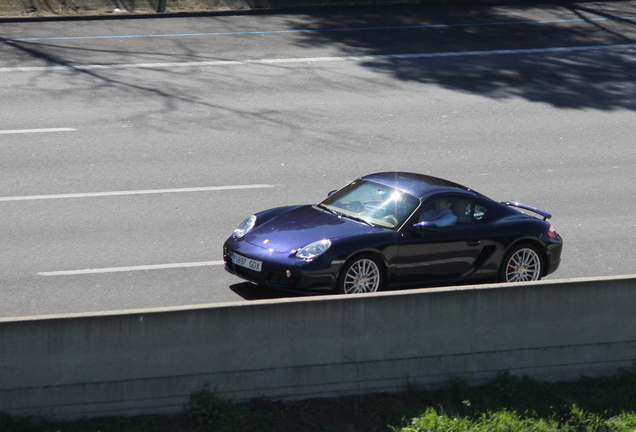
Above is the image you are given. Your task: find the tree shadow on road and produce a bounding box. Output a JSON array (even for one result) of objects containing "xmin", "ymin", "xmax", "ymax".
[
  {"xmin": 286, "ymin": 1, "xmax": 636, "ymax": 111},
  {"xmin": 2, "ymin": 1, "xmax": 635, "ymax": 114}
]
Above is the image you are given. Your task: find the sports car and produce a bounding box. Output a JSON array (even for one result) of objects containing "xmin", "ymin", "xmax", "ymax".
[{"xmin": 223, "ymin": 172, "xmax": 563, "ymax": 294}]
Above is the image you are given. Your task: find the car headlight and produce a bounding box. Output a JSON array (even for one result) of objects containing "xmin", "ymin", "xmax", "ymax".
[
  {"xmin": 296, "ymin": 239, "xmax": 331, "ymax": 260},
  {"xmin": 234, "ymin": 215, "xmax": 256, "ymax": 239}
]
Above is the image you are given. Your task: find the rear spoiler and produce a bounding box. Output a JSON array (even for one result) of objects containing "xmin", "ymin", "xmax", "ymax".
[{"xmin": 502, "ymin": 201, "xmax": 552, "ymax": 221}]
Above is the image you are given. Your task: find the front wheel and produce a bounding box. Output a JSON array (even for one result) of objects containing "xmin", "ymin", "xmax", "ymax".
[
  {"xmin": 338, "ymin": 254, "xmax": 384, "ymax": 294},
  {"xmin": 499, "ymin": 244, "xmax": 543, "ymax": 283}
]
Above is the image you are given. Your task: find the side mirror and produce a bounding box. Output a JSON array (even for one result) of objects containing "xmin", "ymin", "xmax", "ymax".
[
  {"xmin": 412, "ymin": 221, "xmax": 439, "ymax": 232},
  {"xmin": 327, "ymin": 190, "xmax": 337, "ymax": 197}
]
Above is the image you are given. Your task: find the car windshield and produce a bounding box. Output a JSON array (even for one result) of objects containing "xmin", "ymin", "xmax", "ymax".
[{"xmin": 319, "ymin": 180, "xmax": 420, "ymax": 229}]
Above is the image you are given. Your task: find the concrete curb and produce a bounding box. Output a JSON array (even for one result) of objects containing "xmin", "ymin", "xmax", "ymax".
[
  {"xmin": 0, "ymin": 0, "xmax": 392, "ymax": 18},
  {"xmin": 0, "ymin": 0, "xmax": 586, "ymax": 19}
]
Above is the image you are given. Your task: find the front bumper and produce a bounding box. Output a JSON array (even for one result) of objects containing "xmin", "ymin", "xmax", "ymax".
[{"xmin": 223, "ymin": 240, "xmax": 341, "ymax": 293}]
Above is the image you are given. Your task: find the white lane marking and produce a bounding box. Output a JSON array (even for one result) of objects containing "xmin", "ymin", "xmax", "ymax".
[
  {"xmin": 0, "ymin": 128, "xmax": 77, "ymax": 134},
  {"xmin": 1, "ymin": 43, "xmax": 635, "ymax": 73},
  {"xmin": 4, "ymin": 15, "xmax": 636, "ymax": 42},
  {"xmin": 38, "ymin": 260, "xmax": 224, "ymax": 276},
  {"xmin": 0, "ymin": 184, "xmax": 275, "ymax": 202}
]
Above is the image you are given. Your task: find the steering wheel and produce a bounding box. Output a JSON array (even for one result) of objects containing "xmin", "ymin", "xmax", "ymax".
[{"xmin": 382, "ymin": 215, "xmax": 399, "ymax": 226}]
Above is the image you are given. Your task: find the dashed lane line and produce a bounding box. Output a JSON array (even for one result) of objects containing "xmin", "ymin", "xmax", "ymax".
[
  {"xmin": 0, "ymin": 128, "xmax": 77, "ymax": 134},
  {"xmin": 0, "ymin": 184, "xmax": 276, "ymax": 202},
  {"xmin": 38, "ymin": 261, "xmax": 225, "ymax": 276}
]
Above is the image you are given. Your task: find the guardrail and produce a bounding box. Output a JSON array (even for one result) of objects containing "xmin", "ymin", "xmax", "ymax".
[{"xmin": 1, "ymin": 275, "xmax": 636, "ymax": 419}]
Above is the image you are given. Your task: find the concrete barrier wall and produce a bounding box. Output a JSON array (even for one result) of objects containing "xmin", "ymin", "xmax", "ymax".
[{"xmin": 2, "ymin": 275, "xmax": 636, "ymax": 419}]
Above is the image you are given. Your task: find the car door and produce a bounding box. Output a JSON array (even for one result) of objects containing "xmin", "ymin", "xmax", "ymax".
[{"xmin": 393, "ymin": 197, "xmax": 486, "ymax": 287}]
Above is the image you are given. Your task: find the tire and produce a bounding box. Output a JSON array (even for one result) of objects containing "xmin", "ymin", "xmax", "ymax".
[
  {"xmin": 338, "ymin": 254, "xmax": 384, "ymax": 294},
  {"xmin": 499, "ymin": 243, "xmax": 543, "ymax": 283}
]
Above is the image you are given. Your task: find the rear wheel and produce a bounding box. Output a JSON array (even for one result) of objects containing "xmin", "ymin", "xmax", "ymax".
[
  {"xmin": 338, "ymin": 254, "xmax": 383, "ymax": 294},
  {"xmin": 499, "ymin": 244, "xmax": 543, "ymax": 282}
]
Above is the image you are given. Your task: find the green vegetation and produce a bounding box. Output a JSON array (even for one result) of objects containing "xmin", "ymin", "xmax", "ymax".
[{"xmin": 3, "ymin": 367, "xmax": 636, "ymax": 432}]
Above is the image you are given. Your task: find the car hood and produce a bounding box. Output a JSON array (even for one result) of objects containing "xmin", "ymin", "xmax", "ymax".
[{"xmin": 244, "ymin": 205, "xmax": 377, "ymax": 252}]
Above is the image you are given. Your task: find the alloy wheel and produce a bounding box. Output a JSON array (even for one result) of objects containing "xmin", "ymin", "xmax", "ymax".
[
  {"xmin": 342, "ymin": 258, "xmax": 381, "ymax": 294},
  {"xmin": 505, "ymin": 247, "xmax": 542, "ymax": 282}
]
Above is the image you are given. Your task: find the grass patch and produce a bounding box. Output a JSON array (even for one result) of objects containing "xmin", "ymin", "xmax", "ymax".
[{"xmin": 3, "ymin": 366, "xmax": 636, "ymax": 432}]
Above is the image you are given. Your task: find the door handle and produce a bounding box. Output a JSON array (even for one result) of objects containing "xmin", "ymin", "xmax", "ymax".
[{"xmin": 466, "ymin": 239, "xmax": 482, "ymax": 247}]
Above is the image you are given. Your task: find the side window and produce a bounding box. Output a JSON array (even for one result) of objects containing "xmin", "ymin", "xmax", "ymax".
[
  {"xmin": 453, "ymin": 200, "xmax": 473, "ymax": 225},
  {"xmin": 419, "ymin": 197, "xmax": 489, "ymax": 227},
  {"xmin": 473, "ymin": 203, "xmax": 489, "ymax": 222},
  {"xmin": 420, "ymin": 197, "xmax": 471, "ymax": 228}
]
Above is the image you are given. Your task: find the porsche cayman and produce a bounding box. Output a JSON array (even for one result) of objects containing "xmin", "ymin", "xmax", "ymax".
[{"xmin": 223, "ymin": 172, "xmax": 563, "ymax": 294}]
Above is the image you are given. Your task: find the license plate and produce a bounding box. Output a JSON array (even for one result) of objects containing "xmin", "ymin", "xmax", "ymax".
[{"xmin": 231, "ymin": 253, "xmax": 262, "ymax": 272}]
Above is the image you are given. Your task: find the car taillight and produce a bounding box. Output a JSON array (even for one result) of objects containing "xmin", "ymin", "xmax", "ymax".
[{"xmin": 547, "ymin": 224, "xmax": 559, "ymax": 239}]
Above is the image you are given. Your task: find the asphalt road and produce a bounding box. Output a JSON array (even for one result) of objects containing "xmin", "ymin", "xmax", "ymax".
[{"xmin": 1, "ymin": 1, "xmax": 635, "ymax": 318}]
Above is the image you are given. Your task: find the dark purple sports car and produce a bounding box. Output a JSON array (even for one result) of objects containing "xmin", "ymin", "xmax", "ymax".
[{"xmin": 223, "ymin": 172, "xmax": 563, "ymax": 294}]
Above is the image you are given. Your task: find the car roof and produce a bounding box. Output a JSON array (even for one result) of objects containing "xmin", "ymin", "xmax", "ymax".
[{"xmin": 360, "ymin": 172, "xmax": 484, "ymax": 200}]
